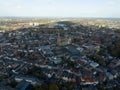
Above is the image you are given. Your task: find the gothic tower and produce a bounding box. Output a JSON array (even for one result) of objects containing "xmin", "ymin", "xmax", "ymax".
[{"xmin": 57, "ymin": 32, "xmax": 61, "ymax": 46}]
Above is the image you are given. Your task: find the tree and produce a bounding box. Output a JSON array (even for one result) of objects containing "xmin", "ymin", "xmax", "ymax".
[
  {"xmin": 107, "ymin": 37, "xmax": 120, "ymax": 58},
  {"xmin": 49, "ymin": 83, "xmax": 59, "ymax": 90}
]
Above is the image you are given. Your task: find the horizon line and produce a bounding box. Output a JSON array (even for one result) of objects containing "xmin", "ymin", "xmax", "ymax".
[{"xmin": 0, "ymin": 16, "xmax": 120, "ymax": 19}]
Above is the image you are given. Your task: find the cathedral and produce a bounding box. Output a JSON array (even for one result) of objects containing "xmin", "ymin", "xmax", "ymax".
[{"xmin": 57, "ymin": 32, "xmax": 71, "ymax": 46}]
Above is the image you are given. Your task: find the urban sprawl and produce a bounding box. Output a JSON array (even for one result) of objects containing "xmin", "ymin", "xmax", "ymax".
[{"xmin": 0, "ymin": 18, "xmax": 120, "ymax": 90}]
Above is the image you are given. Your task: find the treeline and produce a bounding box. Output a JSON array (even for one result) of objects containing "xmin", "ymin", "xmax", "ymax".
[{"xmin": 107, "ymin": 37, "xmax": 120, "ymax": 58}]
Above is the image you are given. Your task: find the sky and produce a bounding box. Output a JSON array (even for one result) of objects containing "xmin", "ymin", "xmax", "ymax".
[{"xmin": 0, "ymin": 0, "xmax": 120, "ymax": 18}]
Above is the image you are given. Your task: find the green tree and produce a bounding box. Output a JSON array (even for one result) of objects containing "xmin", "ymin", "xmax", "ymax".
[{"xmin": 49, "ymin": 83, "xmax": 59, "ymax": 90}]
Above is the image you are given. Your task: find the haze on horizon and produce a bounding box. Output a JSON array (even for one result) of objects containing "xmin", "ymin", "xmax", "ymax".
[{"xmin": 0, "ymin": 0, "xmax": 120, "ymax": 18}]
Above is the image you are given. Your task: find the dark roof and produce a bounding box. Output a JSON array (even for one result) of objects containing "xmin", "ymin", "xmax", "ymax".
[
  {"xmin": 16, "ymin": 80, "xmax": 30, "ymax": 90},
  {"xmin": 65, "ymin": 45, "xmax": 80, "ymax": 55}
]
